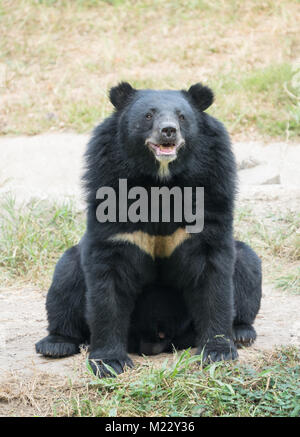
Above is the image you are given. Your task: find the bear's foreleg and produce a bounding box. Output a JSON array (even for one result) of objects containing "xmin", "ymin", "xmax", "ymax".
[{"xmin": 183, "ymin": 246, "xmax": 238, "ymax": 363}]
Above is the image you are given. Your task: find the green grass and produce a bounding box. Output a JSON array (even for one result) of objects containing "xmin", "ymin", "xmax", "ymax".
[
  {"xmin": 51, "ymin": 347, "xmax": 300, "ymax": 417},
  {"xmin": 235, "ymin": 207, "xmax": 300, "ymax": 258},
  {"xmin": 209, "ymin": 63, "xmax": 299, "ymax": 138},
  {"xmin": 235, "ymin": 206, "xmax": 300, "ymax": 292},
  {"xmin": 0, "ymin": 196, "xmax": 85, "ymax": 287},
  {"xmin": 66, "ymin": 101, "xmax": 108, "ymax": 133},
  {"xmin": 275, "ymin": 266, "xmax": 300, "ymax": 294}
]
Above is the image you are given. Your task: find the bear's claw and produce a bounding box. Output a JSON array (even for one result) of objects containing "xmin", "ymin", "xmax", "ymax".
[
  {"xmin": 233, "ymin": 324, "xmax": 257, "ymax": 348},
  {"xmin": 88, "ymin": 356, "xmax": 134, "ymax": 378}
]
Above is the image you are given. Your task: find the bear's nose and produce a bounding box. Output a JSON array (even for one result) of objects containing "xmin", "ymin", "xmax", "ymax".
[{"xmin": 161, "ymin": 125, "xmax": 177, "ymax": 141}]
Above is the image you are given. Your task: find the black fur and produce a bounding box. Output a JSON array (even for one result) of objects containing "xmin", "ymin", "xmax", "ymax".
[
  {"xmin": 233, "ymin": 241, "xmax": 262, "ymax": 347},
  {"xmin": 109, "ymin": 81, "xmax": 136, "ymax": 110},
  {"xmin": 36, "ymin": 82, "xmax": 262, "ymax": 377},
  {"xmin": 129, "ymin": 240, "xmax": 262, "ymax": 354},
  {"xmin": 128, "ymin": 284, "xmax": 195, "ymax": 355},
  {"xmin": 185, "ymin": 83, "xmax": 214, "ymax": 111}
]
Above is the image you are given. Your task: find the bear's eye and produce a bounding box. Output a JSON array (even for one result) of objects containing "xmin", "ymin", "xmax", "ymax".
[
  {"xmin": 145, "ymin": 113, "xmax": 153, "ymax": 120},
  {"xmin": 179, "ymin": 114, "xmax": 185, "ymax": 121}
]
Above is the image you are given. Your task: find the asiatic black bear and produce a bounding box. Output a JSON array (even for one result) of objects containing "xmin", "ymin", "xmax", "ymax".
[{"xmin": 36, "ymin": 83, "xmax": 262, "ymax": 377}]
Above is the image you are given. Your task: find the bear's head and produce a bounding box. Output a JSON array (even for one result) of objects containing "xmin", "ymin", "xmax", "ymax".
[{"xmin": 109, "ymin": 82, "xmax": 214, "ymax": 179}]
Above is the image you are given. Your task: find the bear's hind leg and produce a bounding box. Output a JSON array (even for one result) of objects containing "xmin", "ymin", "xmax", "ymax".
[
  {"xmin": 233, "ymin": 241, "xmax": 262, "ymax": 348},
  {"xmin": 35, "ymin": 334, "xmax": 82, "ymax": 357},
  {"xmin": 35, "ymin": 244, "xmax": 89, "ymax": 358}
]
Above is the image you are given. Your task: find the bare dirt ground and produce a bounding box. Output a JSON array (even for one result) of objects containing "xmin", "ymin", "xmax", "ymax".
[{"xmin": 0, "ymin": 134, "xmax": 299, "ymax": 416}]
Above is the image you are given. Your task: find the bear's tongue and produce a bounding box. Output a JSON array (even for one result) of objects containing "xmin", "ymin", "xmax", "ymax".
[
  {"xmin": 157, "ymin": 144, "xmax": 176, "ymax": 155},
  {"xmin": 147, "ymin": 142, "xmax": 177, "ymax": 156}
]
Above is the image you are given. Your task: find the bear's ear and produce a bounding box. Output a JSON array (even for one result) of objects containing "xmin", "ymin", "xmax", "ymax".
[
  {"xmin": 187, "ymin": 83, "xmax": 214, "ymax": 111},
  {"xmin": 109, "ymin": 82, "xmax": 136, "ymax": 110}
]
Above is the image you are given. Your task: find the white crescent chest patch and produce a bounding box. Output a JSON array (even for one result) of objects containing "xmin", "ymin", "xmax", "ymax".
[{"xmin": 109, "ymin": 228, "xmax": 191, "ymax": 259}]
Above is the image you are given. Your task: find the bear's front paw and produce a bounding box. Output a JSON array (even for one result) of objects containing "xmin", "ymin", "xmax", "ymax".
[
  {"xmin": 197, "ymin": 338, "xmax": 238, "ymax": 363},
  {"xmin": 88, "ymin": 354, "xmax": 134, "ymax": 378}
]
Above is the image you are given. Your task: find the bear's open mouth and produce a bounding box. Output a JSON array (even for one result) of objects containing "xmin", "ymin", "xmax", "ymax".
[{"xmin": 147, "ymin": 142, "xmax": 178, "ymax": 157}]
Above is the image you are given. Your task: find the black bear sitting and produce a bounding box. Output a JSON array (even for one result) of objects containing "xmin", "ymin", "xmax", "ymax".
[{"xmin": 36, "ymin": 82, "xmax": 262, "ymax": 377}]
